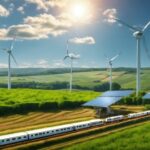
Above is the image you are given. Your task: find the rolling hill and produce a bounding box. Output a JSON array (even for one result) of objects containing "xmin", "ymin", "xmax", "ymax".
[{"xmin": 0, "ymin": 68, "xmax": 150, "ymax": 91}]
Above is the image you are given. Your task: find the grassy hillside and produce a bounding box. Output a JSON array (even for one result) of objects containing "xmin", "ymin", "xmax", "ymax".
[
  {"xmin": 0, "ymin": 68, "xmax": 150, "ymax": 91},
  {"xmin": 0, "ymin": 89, "xmax": 99, "ymax": 105},
  {"xmin": 0, "ymin": 89, "xmax": 100, "ymax": 115},
  {"xmin": 64, "ymin": 122, "xmax": 150, "ymax": 150}
]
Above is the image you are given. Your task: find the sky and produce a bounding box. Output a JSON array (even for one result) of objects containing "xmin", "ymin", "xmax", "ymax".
[{"xmin": 0, "ymin": 0, "xmax": 150, "ymax": 68}]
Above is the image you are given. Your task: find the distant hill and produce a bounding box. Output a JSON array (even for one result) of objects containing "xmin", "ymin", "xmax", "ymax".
[
  {"xmin": 0, "ymin": 67, "xmax": 150, "ymax": 91},
  {"xmin": 1, "ymin": 67, "xmax": 149, "ymax": 76}
]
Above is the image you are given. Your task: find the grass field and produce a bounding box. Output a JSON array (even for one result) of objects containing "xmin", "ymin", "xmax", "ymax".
[
  {"xmin": 0, "ymin": 89, "xmax": 99, "ymax": 106},
  {"xmin": 64, "ymin": 121, "xmax": 150, "ymax": 150},
  {"xmin": 0, "ymin": 106, "xmax": 144, "ymax": 136},
  {"xmin": 0, "ymin": 109, "xmax": 95, "ymax": 135},
  {"xmin": 0, "ymin": 69, "xmax": 150, "ymax": 90}
]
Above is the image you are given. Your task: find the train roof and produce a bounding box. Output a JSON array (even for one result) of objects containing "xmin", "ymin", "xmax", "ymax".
[
  {"xmin": 26, "ymin": 124, "xmax": 75, "ymax": 134},
  {"xmin": 0, "ymin": 132, "xmax": 27, "ymax": 140},
  {"xmin": 106, "ymin": 115, "xmax": 124, "ymax": 119}
]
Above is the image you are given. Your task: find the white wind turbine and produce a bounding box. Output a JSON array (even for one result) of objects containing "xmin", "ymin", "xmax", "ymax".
[
  {"xmin": 106, "ymin": 14, "xmax": 150, "ymax": 96},
  {"xmin": 105, "ymin": 53, "xmax": 120, "ymax": 91},
  {"xmin": 64, "ymin": 40, "xmax": 80, "ymax": 92},
  {"xmin": 2, "ymin": 37, "xmax": 17, "ymax": 89}
]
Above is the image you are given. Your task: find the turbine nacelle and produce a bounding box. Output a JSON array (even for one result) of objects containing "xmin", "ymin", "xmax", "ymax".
[
  {"xmin": 69, "ymin": 53, "xmax": 80, "ymax": 59},
  {"xmin": 133, "ymin": 31, "xmax": 143, "ymax": 39},
  {"xmin": 109, "ymin": 61, "xmax": 112, "ymax": 66}
]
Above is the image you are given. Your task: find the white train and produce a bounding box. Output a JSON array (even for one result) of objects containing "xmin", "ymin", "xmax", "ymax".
[
  {"xmin": 105, "ymin": 115, "xmax": 124, "ymax": 122},
  {"xmin": 0, "ymin": 110, "xmax": 150, "ymax": 146}
]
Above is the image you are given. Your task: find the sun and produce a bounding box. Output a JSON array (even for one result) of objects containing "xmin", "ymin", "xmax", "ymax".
[
  {"xmin": 68, "ymin": 1, "xmax": 91, "ymax": 22},
  {"xmin": 72, "ymin": 4, "xmax": 87, "ymax": 19}
]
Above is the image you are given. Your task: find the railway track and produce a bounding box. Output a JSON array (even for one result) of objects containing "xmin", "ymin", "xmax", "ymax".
[{"xmin": 1, "ymin": 115, "xmax": 150, "ymax": 150}]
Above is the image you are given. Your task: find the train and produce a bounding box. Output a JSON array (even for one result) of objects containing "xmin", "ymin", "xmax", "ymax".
[{"xmin": 1, "ymin": 110, "xmax": 150, "ymax": 146}]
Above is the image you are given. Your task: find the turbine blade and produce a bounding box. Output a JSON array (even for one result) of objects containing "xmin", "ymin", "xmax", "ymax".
[
  {"xmin": 64, "ymin": 56, "xmax": 69, "ymax": 60},
  {"xmin": 142, "ymin": 36, "xmax": 150, "ymax": 60},
  {"xmin": 142, "ymin": 21, "xmax": 150, "ymax": 32},
  {"xmin": 110, "ymin": 54, "xmax": 120, "ymax": 61},
  {"xmin": 10, "ymin": 52, "xmax": 18, "ymax": 65},
  {"xmin": 10, "ymin": 36, "xmax": 16, "ymax": 51},
  {"xmin": 113, "ymin": 17, "xmax": 139, "ymax": 31},
  {"xmin": 66, "ymin": 40, "xmax": 69, "ymax": 55}
]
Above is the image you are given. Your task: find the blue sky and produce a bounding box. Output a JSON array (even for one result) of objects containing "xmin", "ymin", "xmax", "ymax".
[{"xmin": 0, "ymin": 0, "xmax": 150, "ymax": 68}]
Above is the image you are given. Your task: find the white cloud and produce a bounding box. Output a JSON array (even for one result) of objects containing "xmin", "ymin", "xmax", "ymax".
[
  {"xmin": 69, "ymin": 36, "xmax": 95, "ymax": 45},
  {"xmin": 25, "ymin": 0, "xmax": 69, "ymax": 11},
  {"xmin": 17, "ymin": 6, "xmax": 25, "ymax": 14},
  {"xmin": 19, "ymin": 59, "xmax": 67, "ymax": 68},
  {"xmin": 19, "ymin": 60, "xmax": 50, "ymax": 68},
  {"xmin": 0, "ymin": 29, "xmax": 7, "ymax": 39},
  {"xmin": 103, "ymin": 8, "xmax": 117, "ymax": 23},
  {"xmin": 52, "ymin": 59, "xmax": 67, "ymax": 68},
  {"xmin": 24, "ymin": 13, "xmax": 72, "ymax": 37},
  {"xmin": 0, "ymin": 13, "xmax": 76, "ymax": 40},
  {"xmin": 9, "ymin": 3, "xmax": 15, "ymax": 12},
  {"xmin": 36, "ymin": 59, "xmax": 49, "ymax": 68},
  {"xmin": 0, "ymin": 63, "xmax": 7, "ymax": 68},
  {"xmin": 18, "ymin": 62, "xmax": 32, "ymax": 68},
  {"xmin": 0, "ymin": 4, "xmax": 9, "ymax": 17}
]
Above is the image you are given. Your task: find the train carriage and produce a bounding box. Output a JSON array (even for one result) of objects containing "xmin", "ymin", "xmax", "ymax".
[
  {"xmin": 27, "ymin": 124, "xmax": 75, "ymax": 140},
  {"xmin": 0, "ymin": 132, "xmax": 28, "ymax": 146}
]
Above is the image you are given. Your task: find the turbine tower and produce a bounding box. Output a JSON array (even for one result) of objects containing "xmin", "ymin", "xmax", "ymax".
[
  {"xmin": 64, "ymin": 40, "xmax": 80, "ymax": 92},
  {"xmin": 108, "ymin": 16, "xmax": 150, "ymax": 96},
  {"xmin": 105, "ymin": 54, "xmax": 120, "ymax": 91},
  {"xmin": 2, "ymin": 37, "xmax": 17, "ymax": 89}
]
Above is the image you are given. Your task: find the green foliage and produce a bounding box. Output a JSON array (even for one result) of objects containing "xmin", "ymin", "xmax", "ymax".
[
  {"xmin": 64, "ymin": 121, "xmax": 150, "ymax": 150},
  {"xmin": 0, "ymin": 88, "xmax": 100, "ymax": 115},
  {"xmin": 145, "ymin": 105, "xmax": 150, "ymax": 110},
  {"xmin": 119, "ymin": 91, "xmax": 148, "ymax": 105},
  {"xmin": 93, "ymin": 82, "xmax": 121, "ymax": 92}
]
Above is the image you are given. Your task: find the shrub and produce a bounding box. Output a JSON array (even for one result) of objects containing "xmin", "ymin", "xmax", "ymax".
[
  {"xmin": 93, "ymin": 82, "xmax": 121, "ymax": 92},
  {"xmin": 145, "ymin": 105, "xmax": 150, "ymax": 110},
  {"xmin": 0, "ymin": 105, "xmax": 14, "ymax": 115},
  {"xmin": 39, "ymin": 102, "xmax": 58, "ymax": 111}
]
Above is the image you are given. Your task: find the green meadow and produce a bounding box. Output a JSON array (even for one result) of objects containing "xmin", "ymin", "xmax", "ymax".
[
  {"xmin": 0, "ymin": 68, "xmax": 150, "ymax": 91},
  {"xmin": 64, "ymin": 122, "xmax": 150, "ymax": 150},
  {"xmin": 0, "ymin": 89, "xmax": 100, "ymax": 115},
  {"xmin": 0, "ymin": 89, "xmax": 99, "ymax": 106}
]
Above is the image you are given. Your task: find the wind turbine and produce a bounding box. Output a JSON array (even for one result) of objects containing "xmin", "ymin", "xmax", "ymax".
[
  {"xmin": 105, "ymin": 53, "xmax": 120, "ymax": 91},
  {"xmin": 106, "ymin": 15, "xmax": 150, "ymax": 96},
  {"xmin": 2, "ymin": 37, "xmax": 17, "ymax": 89},
  {"xmin": 64, "ymin": 40, "xmax": 80, "ymax": 92}
]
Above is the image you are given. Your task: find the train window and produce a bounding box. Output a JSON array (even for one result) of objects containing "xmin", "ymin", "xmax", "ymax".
[
  {"xmin": 35, "ymin": 134, "xmax": 38, "ymax": 136},
  {"xmin": 23, "ymin": 136, "xmax": 26, "ymax": 138},
  {"xmin": 39, "ymin": 133, "xmax": 42, "ymax": 135},
  {"xmin": 6, "ymin": 139, "xmax": 10, "ymax": 141},
  {"xmin": 18, "ymin": 137, "xmax": 21, "ymax": 139},
  {"xmin": 12, "ymin": 138, "xmax": 16, "ymax": 140},
  {"xmin": 47, "ymin": 132, "xmax": 49, "ymax": 134},
  {"xmin": 52, "ymin": 131, "xmax": 54, "ymax": 133},
  {"xmin": 2, "ymin": 140, "xmax": 5, "ymax": 142}
]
